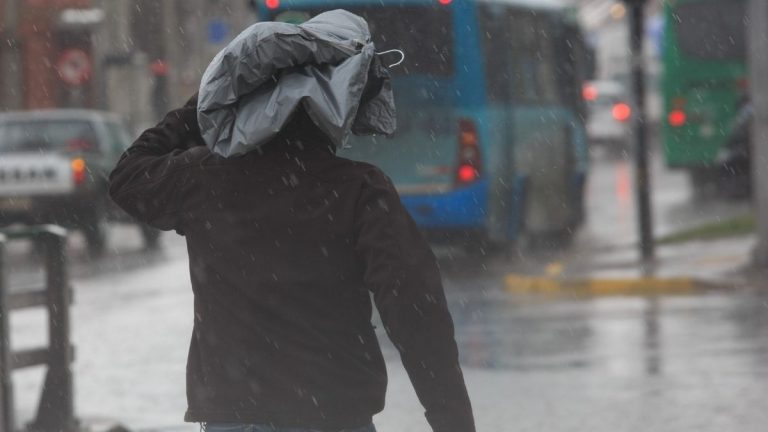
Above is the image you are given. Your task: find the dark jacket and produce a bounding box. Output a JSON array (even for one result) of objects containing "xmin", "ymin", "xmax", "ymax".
[{"xmin": 108, "ymin": 98, "xmax": 475, "ymax": 432}]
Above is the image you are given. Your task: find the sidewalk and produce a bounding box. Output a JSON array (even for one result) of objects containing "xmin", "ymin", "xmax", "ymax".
[{"xmin": 505, "ymin": 230, "xmax": 756, "ymax": 296}]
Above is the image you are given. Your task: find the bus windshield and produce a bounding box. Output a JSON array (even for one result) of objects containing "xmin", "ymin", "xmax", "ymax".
[
  {"xmin": 673, "ymin": 0, "xmax": 746, "ymax": 61},
  {"xmin": 271, "ymin": 6, "xmax": 454, "ymax": 77}
]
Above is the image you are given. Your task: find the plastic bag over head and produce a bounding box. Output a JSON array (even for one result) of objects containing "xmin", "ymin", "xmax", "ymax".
[{"xmin": 197, "ymin": 9, "xmax": 397, "ymax": 157}]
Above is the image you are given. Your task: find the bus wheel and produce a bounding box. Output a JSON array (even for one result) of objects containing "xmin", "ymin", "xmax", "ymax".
[
  {"xmin": 569, "ymin": 172, "xmax": 587, "ymax": 229},
  {"xmin": 690, "ymin": 167, "xmax": 720, "ymax": 200},
  {"xmin": 553, "ymin": 227, "xmax": 576, "ymax": 248},
  {"xmin": 524, "ymin": 229, "xmax": 574, "ymax": 253},
  {"xmin": 463, "ymin": 234, "xmax": 519, "ymax": 259},
  {"xmin": 463, "ymin": 238, "xmax": 496, "ymax": 257}
]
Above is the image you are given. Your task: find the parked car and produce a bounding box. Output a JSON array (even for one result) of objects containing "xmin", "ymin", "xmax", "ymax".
[
  {"xmin": 583, "ymin": 80, "xmax": 632, "ymax": 149},
  {"xmin": 0, "ymin": 109, "xmax": 159, "ymax": 254}
]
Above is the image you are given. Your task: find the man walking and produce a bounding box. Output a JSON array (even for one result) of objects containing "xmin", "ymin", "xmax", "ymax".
[{"xmin": 109, "ymin": 10, "xmax": 475, "ymax": 432}]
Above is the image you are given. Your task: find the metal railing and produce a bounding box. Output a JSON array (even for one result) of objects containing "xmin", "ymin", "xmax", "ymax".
[{"xmin": 0, "ymin": 225, "xmax": 76, "ymax": 432}]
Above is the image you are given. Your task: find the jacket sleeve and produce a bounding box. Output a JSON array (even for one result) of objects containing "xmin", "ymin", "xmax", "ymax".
[
  {"xmin": 108, "ymin": 96, "xmax": 206, "ymax": 231},
  {"xmin": 354, "ymin": 168, "xmax": 476, "ymax": 432}
]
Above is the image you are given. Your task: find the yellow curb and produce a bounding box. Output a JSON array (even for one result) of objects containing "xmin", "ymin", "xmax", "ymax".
[{"xmin": 504, "ymin": 274, "xmax": 697, "ymax": 296}]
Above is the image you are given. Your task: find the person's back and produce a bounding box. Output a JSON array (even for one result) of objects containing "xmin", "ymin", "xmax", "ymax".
[{"xmin": 109, "ymin": 100, "xmax": 475, "ymax": 431}]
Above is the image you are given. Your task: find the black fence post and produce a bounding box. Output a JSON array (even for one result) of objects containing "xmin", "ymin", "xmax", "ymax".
[
  {"xmin": 28, "ymin": 230, "xmax": 76, "ymax": 432},
  {"xmin": 0, "ymin": 234, "xmax": 12, "ymax": 432}
]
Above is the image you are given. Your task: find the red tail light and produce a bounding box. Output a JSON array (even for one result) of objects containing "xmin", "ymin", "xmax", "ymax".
[
  {"xmin": 582, "ymin": 84, "xmax": 598, "ymax": 101},
  {"xmin": 668, "ymin": 109, "xmax": 687, "ymax": 127},
  {"xmin": 72, "ymin": 158, "xmax": 87, "ymax": 185},
  {"xmin": 456, "ymin": 119, "xmax": 481, "ymax": 185},
  {"xmin": 266, "ymin": 0, "xmax": 280, "ymax": 9},
  {"xmin": 669, "ymin": 96, "xmax": 687, "ymax": 127},
  {"xmin": 612, "ymin": 102, "xmax": 632, "ymax": 122}
]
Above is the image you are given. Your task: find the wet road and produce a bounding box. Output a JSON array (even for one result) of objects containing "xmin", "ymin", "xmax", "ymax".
[{"xmin": 11, "ymin": 152, "xmax": 768, "ymax": 432}]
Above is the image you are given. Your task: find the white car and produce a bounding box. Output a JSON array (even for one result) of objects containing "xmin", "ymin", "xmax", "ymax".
[
  {"xmin": 583, "ymin": 80, "xmax": 631, "ymax": 148},
  {"xmin": 0, "ymin": 110, "xmax": 160, "ymax": 254}
]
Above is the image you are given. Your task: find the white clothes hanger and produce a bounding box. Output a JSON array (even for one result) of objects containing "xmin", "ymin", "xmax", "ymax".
[{"xmin": 376, "ymin": 49, "xmax": 406, "ymax": 68}]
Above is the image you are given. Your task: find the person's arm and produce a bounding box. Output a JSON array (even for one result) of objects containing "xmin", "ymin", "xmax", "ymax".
[
  {"xmin": 354, "ymin": 168, "xmax": 475, "ymax": 432},
  {"xmin": 108, "ymin": 95, "xmax": 206, "ymax": 231}
]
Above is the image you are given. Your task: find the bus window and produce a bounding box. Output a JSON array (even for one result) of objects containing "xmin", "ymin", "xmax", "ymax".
[
  {"xmin": 673, "ymin": 0, "xmax": 746, "ymax": 61},
  {"xmin": 556, "ymin": 22, "xmax": 590, "ymax": 118},
  {"xmin": 478, "ymin": 5, "xmax": 512, "ymax": 104},
  {"xmin": 510, "ymin": 11, "xmax": 541, "ymax": 102},
  {"xmin": 478, "ymin": 6, "xmax": 560, "ymax": 105},
  {"xmin": 271, "ymin": 6, "xmax": 454, "ymax": 77},
  {"xmin": 532, "ymin": 15, "xmax": 560, "ymax": 104}
]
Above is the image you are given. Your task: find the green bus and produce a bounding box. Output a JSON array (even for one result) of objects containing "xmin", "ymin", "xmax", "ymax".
[{"xmin": 662, "ymin": 0, "xmax": 747, "ymax": 180}]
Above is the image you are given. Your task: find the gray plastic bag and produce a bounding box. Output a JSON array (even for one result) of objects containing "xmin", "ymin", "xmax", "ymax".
[{"xmin": 197, "ymin": 9, "xmax": 396, "ymax": 157}]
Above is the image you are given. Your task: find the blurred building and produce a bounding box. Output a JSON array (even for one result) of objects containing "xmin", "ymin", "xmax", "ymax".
[
  {"xmin": 0, "ymin": 0, "xmax": 256, "ymax": 132},
  {"xmin": 0, "ymin": 0, "xmax": 96, "ymax": 110}
]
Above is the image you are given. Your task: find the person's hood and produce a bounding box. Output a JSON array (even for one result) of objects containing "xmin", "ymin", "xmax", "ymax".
[{"xmin": 197, "ymin": 9, "xmax": 396, "ymax": 157}]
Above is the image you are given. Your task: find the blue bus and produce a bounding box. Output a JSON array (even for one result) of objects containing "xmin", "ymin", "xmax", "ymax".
[{"xmin": 258, "ymin": 0, "xmax": 590, "ymax": 251}]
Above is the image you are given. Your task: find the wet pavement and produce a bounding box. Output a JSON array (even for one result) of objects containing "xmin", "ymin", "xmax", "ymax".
[
  {"xmin": 507, "ymin": 149, "xmax": 755, "ymax": 282},
  {"xmin": 10, "ymin": 151, "xmax": 768, "ymax": 431}
]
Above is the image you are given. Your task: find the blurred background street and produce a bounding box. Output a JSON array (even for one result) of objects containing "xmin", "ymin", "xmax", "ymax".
[{"xmin": 1, "ymin": 0, "xmax": 767, "ymax": 431}]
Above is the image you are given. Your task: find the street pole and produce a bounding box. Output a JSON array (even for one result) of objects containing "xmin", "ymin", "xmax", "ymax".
[
  {"xmin": 749, "ymin": 0, "xmax": 768, "ymax": 267},
  {"xmin": 624, "ymin": 0, "xmax": 655, "ymax": 262}
]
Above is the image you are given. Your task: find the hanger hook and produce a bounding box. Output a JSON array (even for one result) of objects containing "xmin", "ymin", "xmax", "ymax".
[{"xmin": 375, "ymin": 49, "xmax": 405, "ymax": 68}]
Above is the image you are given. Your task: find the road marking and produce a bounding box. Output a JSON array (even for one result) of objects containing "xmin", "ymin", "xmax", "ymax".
[{"xmin": 504, "ymin": 274, "xmax": 699, "ymax": 296}]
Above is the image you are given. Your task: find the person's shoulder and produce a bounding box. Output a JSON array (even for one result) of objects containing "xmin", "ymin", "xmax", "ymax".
[{"xmin": 317, "ymin": 155, "xmax": 393, "ymax": 188}]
